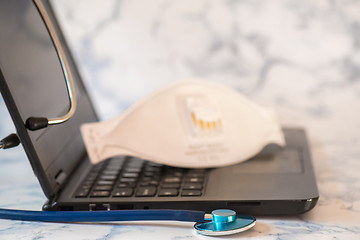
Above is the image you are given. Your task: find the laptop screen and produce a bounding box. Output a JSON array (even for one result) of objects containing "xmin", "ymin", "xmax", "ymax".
[{"xmin": 0, "ymin": 0, "xmax": 98, "ymax": 198}]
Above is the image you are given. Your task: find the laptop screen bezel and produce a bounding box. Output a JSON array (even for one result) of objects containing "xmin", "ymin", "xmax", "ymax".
[{"xmin": 0, "ymin": 0, "xmax": 98, "ymax": 199}]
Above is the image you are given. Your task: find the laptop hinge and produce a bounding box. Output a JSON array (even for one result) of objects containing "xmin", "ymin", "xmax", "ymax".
[{"xmin": 55, "ymin": 170, "xmax": 67, "ymax": 186}]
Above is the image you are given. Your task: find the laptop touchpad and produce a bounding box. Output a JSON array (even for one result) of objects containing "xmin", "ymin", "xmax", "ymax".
[{"xmin": 231, "ymin": 148, "xmax": 303, "ymax": 174}]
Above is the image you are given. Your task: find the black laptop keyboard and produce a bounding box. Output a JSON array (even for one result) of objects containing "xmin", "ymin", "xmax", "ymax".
[{"xmin": 74, "ymin": 157, "xmax": 207, "ymax": 198}]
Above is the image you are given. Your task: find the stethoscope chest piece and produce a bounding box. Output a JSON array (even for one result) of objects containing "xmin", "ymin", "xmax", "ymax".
[{"xmin": 194, "ymin": 209, "xmax": 256, "ymax": 236}]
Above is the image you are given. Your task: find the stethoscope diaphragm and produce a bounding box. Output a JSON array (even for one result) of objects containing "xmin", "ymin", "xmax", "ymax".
[{"xmin": 194, "ymin": 209, "xmax": 256, "ymax": 236}]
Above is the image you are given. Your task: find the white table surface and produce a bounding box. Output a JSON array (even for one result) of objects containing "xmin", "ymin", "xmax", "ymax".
[{"xmin": 1, "ymin": 0, "xmax": 360, "ymax": 239}]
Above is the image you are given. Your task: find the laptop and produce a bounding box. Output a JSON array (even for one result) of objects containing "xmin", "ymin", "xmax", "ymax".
[{"xmin": 0, "ymin": 0, "xmax": 318, "ymax": 215}]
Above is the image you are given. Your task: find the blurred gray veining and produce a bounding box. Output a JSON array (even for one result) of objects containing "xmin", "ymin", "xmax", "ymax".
[{"xmin": 0, "ymin": 0, "xmax": 359, "ymax": 239}]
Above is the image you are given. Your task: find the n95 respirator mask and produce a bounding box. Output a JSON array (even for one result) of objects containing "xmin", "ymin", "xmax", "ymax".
[{"xmin": 81, "ymin": 80, "xmax": 285, "ymax": 168}]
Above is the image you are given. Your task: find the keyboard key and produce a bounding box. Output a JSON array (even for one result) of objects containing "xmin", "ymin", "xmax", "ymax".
[
  {"xmin": 140, "ymin": 176, "xmax": 159, "ymax": 182},
  {"xmin": 75, "ymin": 188, "xmax": 89, "ymax": 198},
  {"xmin": 145, "ymin": 162, "xmax": 163, "ymax": 167},
  {"xmin": 105, "ymin": 164, "xmax": 122, "ymax": 171},
  {"xmin": 143, "ymin": 171, "xmax": 160, "ymax": 178},
  {"xmin": 163, "ymin": 177, "xmax": 181, "ymax": 183},
  {"xmin": 186, "ymin": 172, "xmax": 205, "ymax": 178},
  {"xmin": 107, "ymin": 158, "xmax": 125, "ymax": 167},
  {"xmin": 158, "ymin": 189, "xmax": 178, "ymax": 197},
  {"xmin": 90, "ymin": 191, "xmax": 111, "ymax": 197},
  {"xmin": 99, "ymin": 175, "xmax": 117, "ymax": 181},
  {"xmin": 81, "ymin": 180, "xmax": 94, "ymax": 188},
  {"xmin": 135, "ymin": 186, "xmax": 157, "ymax": 197},
  {"xmin": 126, "ymin": 157, "xmax": 144, "ymax": 167},
  {"xmin": 144, "ymin": 166, "xmax": 162, "ymax": 172},
  {"xmin": 91, "ymin": 163, "xmax": 104, "ymax": 172},
  {"xmin": 166, "ymin": 170, "xmax": 183, "ymax": 177},
  {"xmin": 119, "ymin": 177, "xmax": 137, "ymax": 183},
  {"xmin": 124, "ymin": 167, "xmax": 142, "ymax": 173},
  {"xmin": 117, "ymin": 182, "xmax": 136, "ymax": 188},
  {"xmin": 94, "ymin": 185, "xmax": 113, "ymax": 191},
  {"xmin": 113, "ymin": 188, "xmax": 133, "ymax": 197},
  {"xmin": 183, "ymin": 183, "xmax": 202, "ymax": 190},
  {"xmin": 139, "ymin": 180, "xmax": 159, "ymax": 186},
  {"xmin": 96, "ymin": 180, "xmax": 115, "ymax": 185},
  {"xmin": 84, "ymin": 177, "xmax": 96, "ymax": 184},
  {"xmin": 161, "ymin": 183, "xmax": 180, "ymax": 189},
  {"xmin": 78, "ymin": 185, "xmax": 92, "ymax": 192},
  {"xmin": 102, "ymin": 170, "xmax": 120, "ymax": 175},
  {"xmin": 184, "ymin": 177, "xmax": 204, "ymax": 183},
  {"xmin": 181, "ymin": 190, "xmax": 202, "ymax": 197},
  {"xmin": 121, "ymin": 172, "xmax": 139, "ymax": 178}
]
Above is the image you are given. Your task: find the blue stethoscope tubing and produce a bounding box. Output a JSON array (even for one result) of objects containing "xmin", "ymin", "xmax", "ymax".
[
  {"xmin": 0, "ymin": 208, "xmax": 204, "ymax": 222},
  {"xmin": 0, "ymin": 208, "xmax": 256, "ymax": 236}
]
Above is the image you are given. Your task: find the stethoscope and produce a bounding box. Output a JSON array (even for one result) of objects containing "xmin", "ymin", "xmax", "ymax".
[
  {"xmin": 0, "ymin": 0, "xmax": 256, "ymax": 236},
  {"xmin": 0, "ymin": 208, "xmax": 256, "ymax": 236}
]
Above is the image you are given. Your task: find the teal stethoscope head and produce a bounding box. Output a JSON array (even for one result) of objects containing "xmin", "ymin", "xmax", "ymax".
[{"xmin": 194, "ymin": 209, "xmax": 256, "ymax": 236}]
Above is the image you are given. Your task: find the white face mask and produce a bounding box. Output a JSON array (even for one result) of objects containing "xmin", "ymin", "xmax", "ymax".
[{"xmin": 81, "ymin": 80, "xmax": 285, "ymax": 168}]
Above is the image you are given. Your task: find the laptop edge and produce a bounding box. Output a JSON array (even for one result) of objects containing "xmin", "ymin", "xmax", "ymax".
[{"xmin": 0, "ymin": 0, "xmax": 318, "ymax": 216}]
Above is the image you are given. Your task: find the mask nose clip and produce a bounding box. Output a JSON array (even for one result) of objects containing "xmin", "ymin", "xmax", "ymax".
[{"xmin": 194, "ymin": 209, "xmax": 256, "ymax": 236}]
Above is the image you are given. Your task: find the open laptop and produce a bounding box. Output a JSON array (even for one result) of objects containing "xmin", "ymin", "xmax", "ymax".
[{"xmin": 0, "ymin": 0, "xmax": 318, "ymax": 215}]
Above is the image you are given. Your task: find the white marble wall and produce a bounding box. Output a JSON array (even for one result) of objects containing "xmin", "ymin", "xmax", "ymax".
[{"xmin": 0, "ymin": 0, "xmax": 360, "ymax": 239}]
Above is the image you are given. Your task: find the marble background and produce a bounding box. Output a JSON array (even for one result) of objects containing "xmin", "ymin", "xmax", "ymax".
[{"xmin": 1, "ymin": 0, "xmax": 360, "ymax": 239}]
